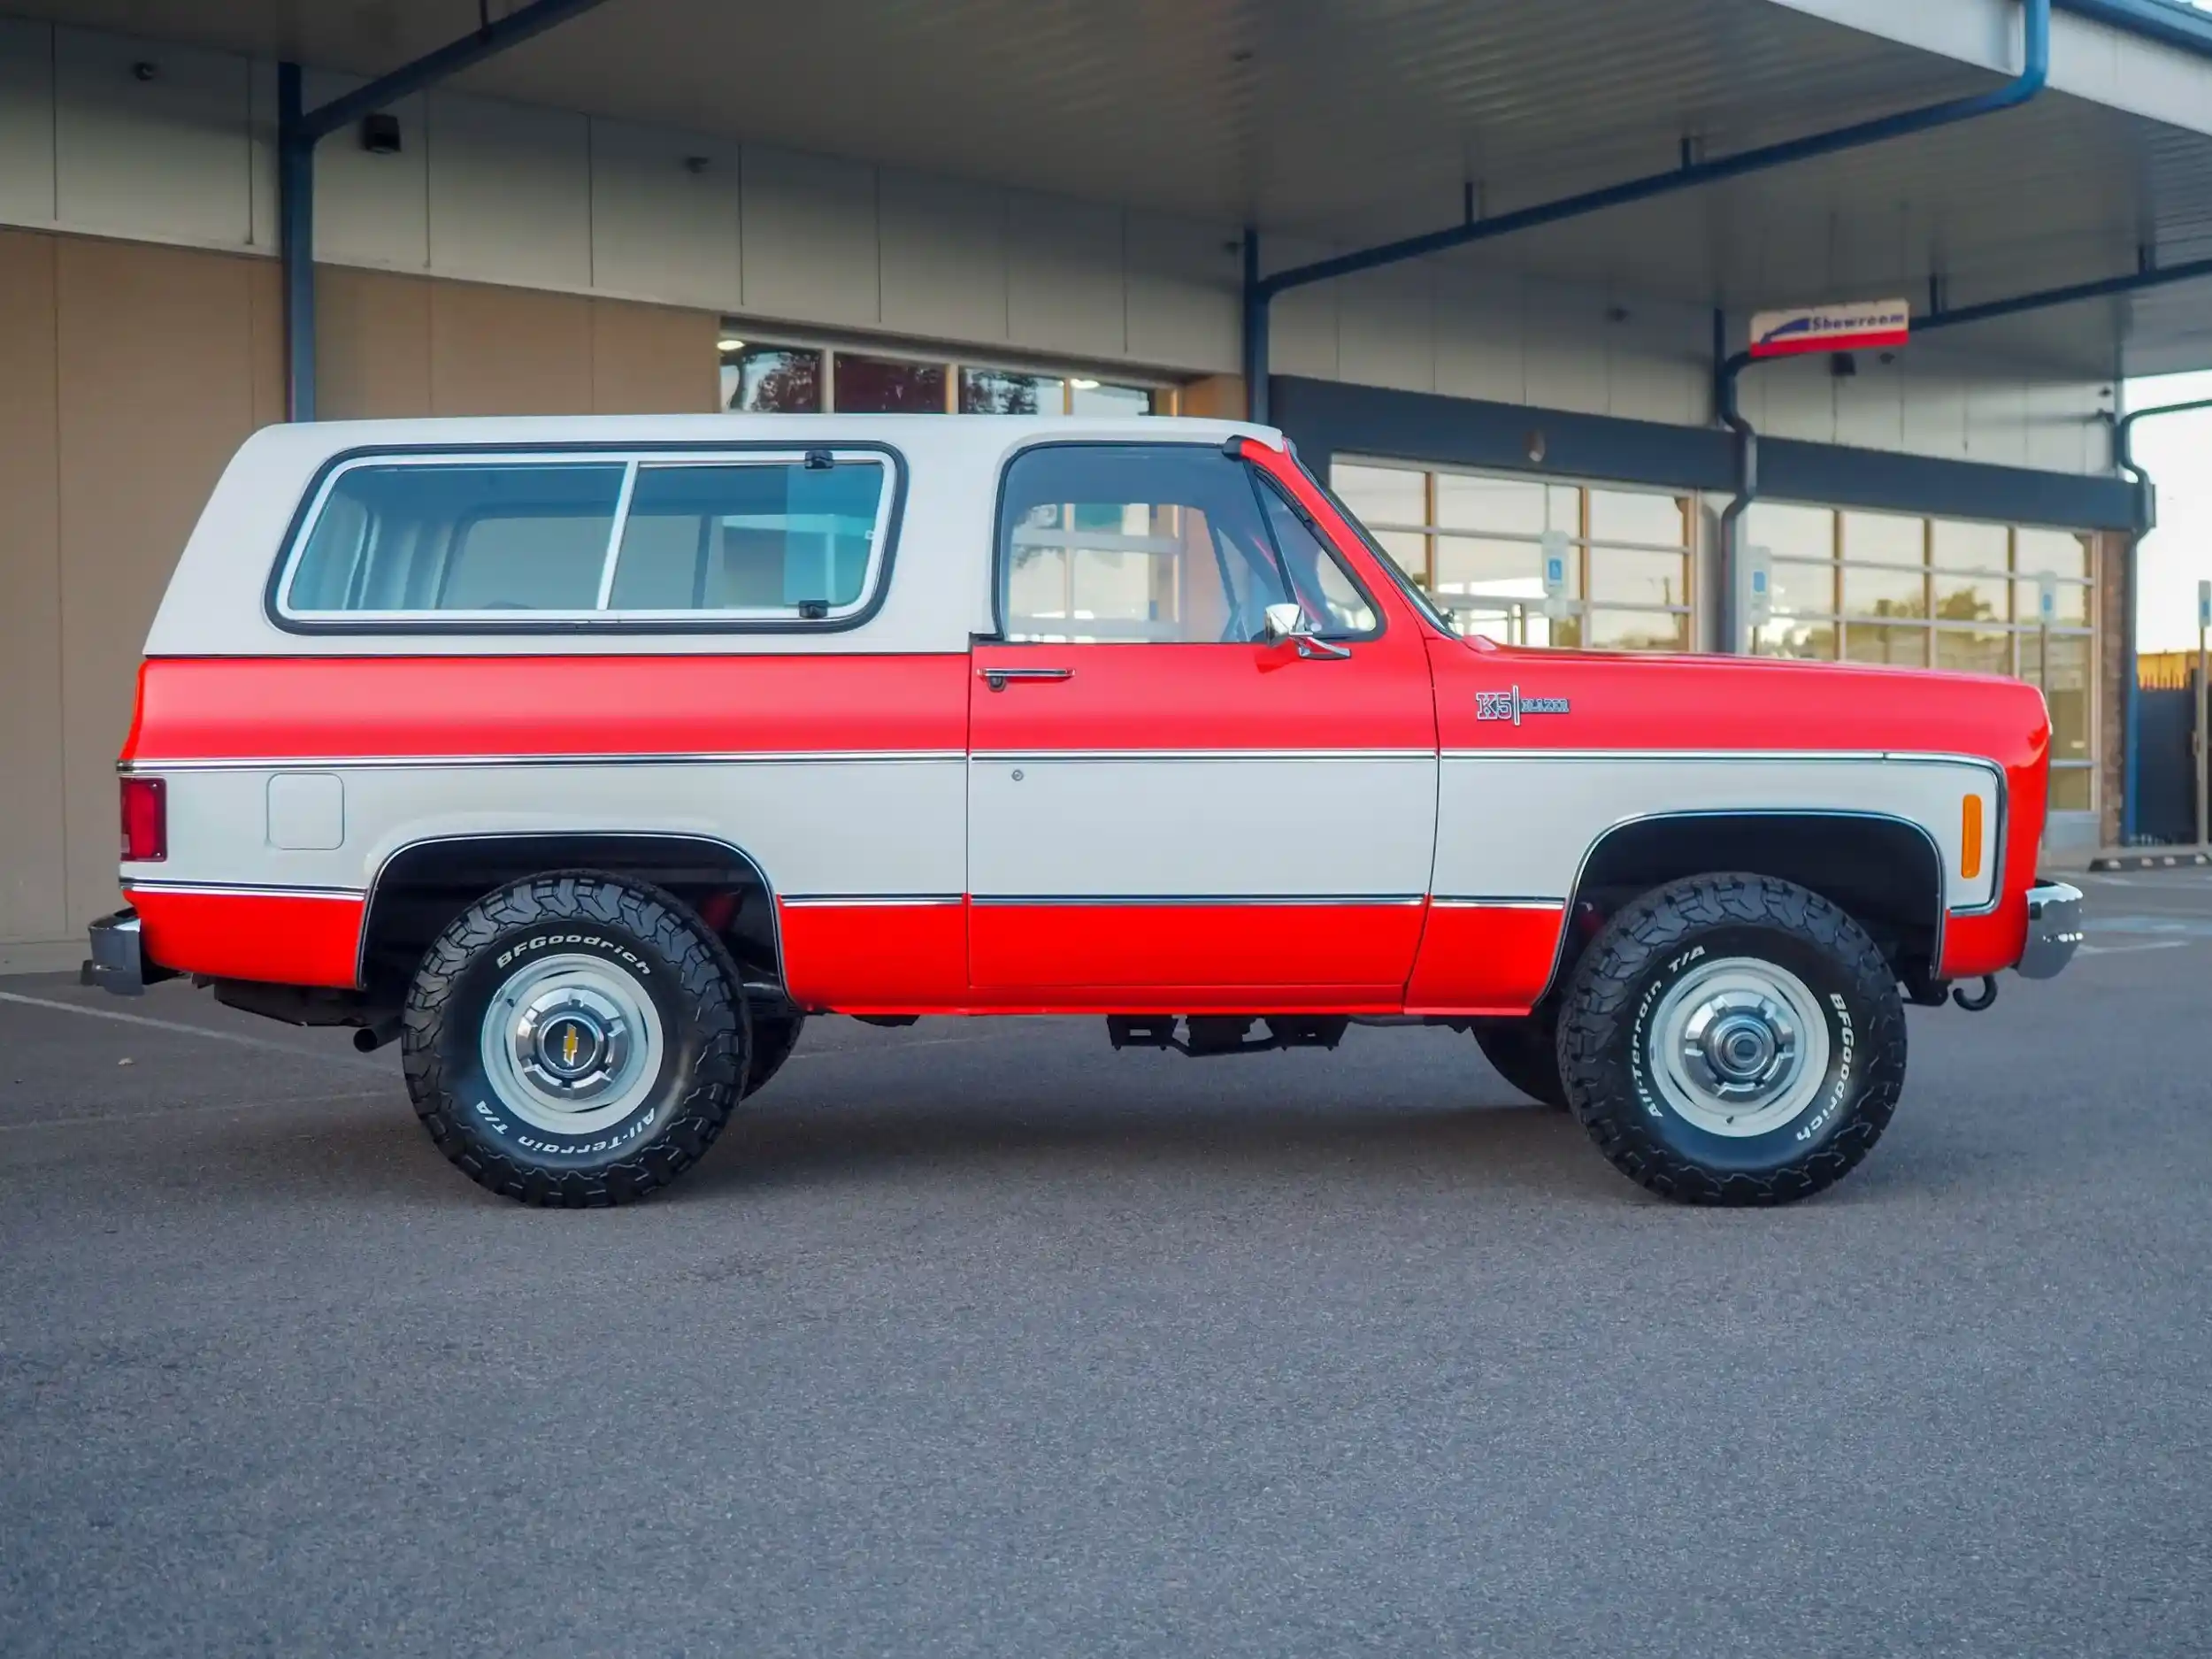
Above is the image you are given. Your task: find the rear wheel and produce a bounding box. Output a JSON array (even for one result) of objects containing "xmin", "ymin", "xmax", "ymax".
[
  {"xmin": 1556, "ymin": 873, "xmax": 1905, "ymax": 1206},
  {"xmin": 745, "ymin": 1012, "xmax": 806, "ymax": 1095},
  {"xmin": 403, "ymin": 872, "xmax": 749, "ymax": 1207},
  {"xmin": 1470, "ymin": 1011, "xmax": 1566, "ymax": 1108}
]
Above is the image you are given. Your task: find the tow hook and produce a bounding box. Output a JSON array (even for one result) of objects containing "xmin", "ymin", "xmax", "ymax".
[{"xmin": 1951, "ymin": 975, "xmax": 1999, "ymax": 1012}]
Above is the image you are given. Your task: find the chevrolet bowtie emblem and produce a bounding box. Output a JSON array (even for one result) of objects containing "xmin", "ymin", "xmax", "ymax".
[{"xmin": 1475, "ymin": 685, "xmax": 1571, "ymax": 725}]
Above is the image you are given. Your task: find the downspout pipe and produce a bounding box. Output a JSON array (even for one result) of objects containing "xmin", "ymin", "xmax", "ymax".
[
  {"xmin": 2113, "ymin": 396, "xmax": 2212, "ymax": 843},
  {"xmin": 276, "ymin": 0, "xmax": 615, "ymax": 420},
  {"xmin": 1240, "ymin": 0, "xmax": 2052, "ymax": 425},
  {"xmin": 1715, "ymin": 347, "xmax": 1758, "ymax": 655}
]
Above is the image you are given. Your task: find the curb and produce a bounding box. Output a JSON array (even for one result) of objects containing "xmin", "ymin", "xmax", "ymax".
[{"xmin": 2087, "ymin": 849, "xmax": 2212, "ymax": 872}]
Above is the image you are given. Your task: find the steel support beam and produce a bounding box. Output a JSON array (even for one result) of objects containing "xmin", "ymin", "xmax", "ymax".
[
  {"xmin": 1241, "ymin": 0, "xmax": 2051, "ymax": 425},
  {"xmin": 276, "ymin": 0, "xmax": 615, "ymax": 419}
]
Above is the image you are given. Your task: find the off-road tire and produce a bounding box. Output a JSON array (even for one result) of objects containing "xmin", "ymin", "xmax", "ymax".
[
  {"xmin": 745, "ymin": 1012, "xmax": 806, "ymax": 1096},
  {"xmin": 1557, "ymin": 872, "xmax": 1905, "ymax": 1206},
  {"xmin": 403, "ymin": 872, "xmax": 749, "ymax": 1207},
  {"xmin": 1470, "ymin": 1011, "xmax": 1567, "ymax": 1108}
]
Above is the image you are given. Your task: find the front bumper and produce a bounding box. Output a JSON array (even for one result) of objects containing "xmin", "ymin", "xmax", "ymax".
[
  {"xmin": 2016, "ymin": 879, "xmax": 2085, "ymax": 980},
  {"xmin": 81, "ymin": 908, "xmax": 150, "ymax": 996}
]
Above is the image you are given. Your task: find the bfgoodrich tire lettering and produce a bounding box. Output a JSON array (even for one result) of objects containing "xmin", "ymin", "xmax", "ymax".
[
  {"xmin": 403, "ymin": 872, "xmax": 749, "ymax": 1207},
  {"xmin": 1557, "ymin": 873, "xmax": 1906, "ymax": 1206}
]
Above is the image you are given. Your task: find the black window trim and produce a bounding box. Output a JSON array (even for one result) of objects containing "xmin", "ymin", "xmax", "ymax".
[
  {"xmin": 264, "ymin": 440, "xmax": 909, "ymax": 636},
  {"xmin": 1243, "ymin": 467, "xmax": 1386, "ymax": 643}
]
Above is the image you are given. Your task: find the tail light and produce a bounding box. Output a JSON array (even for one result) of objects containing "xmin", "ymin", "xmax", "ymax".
[{"xmin": 120, "ymin": 776, "xmax": 166, "ymax": 863}]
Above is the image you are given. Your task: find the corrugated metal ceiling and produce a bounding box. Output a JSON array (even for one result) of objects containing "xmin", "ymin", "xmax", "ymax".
[{"xmin": 16, "ymin": 0, "xmax": 2212, "ymax": 375}]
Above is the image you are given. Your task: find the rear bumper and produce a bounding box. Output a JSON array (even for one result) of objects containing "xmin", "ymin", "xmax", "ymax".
[
  {"xmin": 81, "ymin": 908, "xmax": 166, "ymax": 997},
  {"xmin": 2016, "ymin": 879, "xmax": 2085, "ymax": 980}
]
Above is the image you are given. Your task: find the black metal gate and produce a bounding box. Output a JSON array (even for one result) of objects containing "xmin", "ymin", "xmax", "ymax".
[{"xmin": 2136, "ymin": 680, "xmax": 2198, "ymax": 844}]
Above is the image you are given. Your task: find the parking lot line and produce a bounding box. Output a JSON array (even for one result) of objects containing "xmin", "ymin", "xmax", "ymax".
[{"xmin": 0, "ymin": 988, "xmax": 383, "ymax": 1070}]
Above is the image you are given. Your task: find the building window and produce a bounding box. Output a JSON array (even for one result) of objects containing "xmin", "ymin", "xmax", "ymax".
[
  {"xmin": 719, "ymin": 332, "xmax": 1173, "ymax": 417},
  {"xmin": 1746, "ymin": 503, "xmax": 2097, "ymax": 811},
  {"xmin": 1329, "ymin": 459, "xmax": 1692, "ymax": 650}
]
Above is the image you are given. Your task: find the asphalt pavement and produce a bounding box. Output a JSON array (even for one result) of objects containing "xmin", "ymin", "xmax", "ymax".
[{"xmin": 3, "ymin": 868, "xmax": 2208, "ymax": 1657}]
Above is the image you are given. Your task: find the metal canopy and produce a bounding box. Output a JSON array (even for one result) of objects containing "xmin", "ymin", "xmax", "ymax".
[{"xmin": 20, "ymin": 0, "xmax": 2212, "ymax": 378}]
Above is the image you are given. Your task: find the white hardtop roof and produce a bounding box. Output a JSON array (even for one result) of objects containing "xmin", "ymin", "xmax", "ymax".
[{"xmin": 252, "ymin": 412, "xmax": 1285, "ymax": 459}]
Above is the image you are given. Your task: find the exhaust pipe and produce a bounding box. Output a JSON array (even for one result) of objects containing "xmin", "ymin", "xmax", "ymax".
[{"xmin": 352, "ymin": 1016, "xmax": 403, "ymax": 1053}]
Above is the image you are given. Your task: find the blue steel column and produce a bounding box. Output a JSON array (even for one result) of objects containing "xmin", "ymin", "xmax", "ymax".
[{"xmin": 277, "ymin": 63, "xmax": 315, "ymax": 422}]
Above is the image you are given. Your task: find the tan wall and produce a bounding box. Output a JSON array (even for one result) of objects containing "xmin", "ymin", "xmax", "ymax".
[
  {"xmin": 317, "ymin": 266, "xmax": 718, "ymax": 419},
  {"xmin": 0, "ymin": 234, "xmax": 717, "ymax": 962}
]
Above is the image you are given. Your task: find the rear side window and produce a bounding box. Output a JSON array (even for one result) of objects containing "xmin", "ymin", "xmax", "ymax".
[{"xmin": 277, "ymin": 449, "xmax": 896, "ymax": 626}]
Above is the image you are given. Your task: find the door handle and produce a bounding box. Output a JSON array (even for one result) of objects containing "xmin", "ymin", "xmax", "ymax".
[{"xmin": 979, "ymin": 666, "xmax": 1074, "ymax": 691}]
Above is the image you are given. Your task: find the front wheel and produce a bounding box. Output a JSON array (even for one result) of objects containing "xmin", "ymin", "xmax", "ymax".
[
  {"xmin": 403, "ymin": 872, "xmax": 749, "ymax": 1207},
  {"xmin": 1556, "ymin": 873, "xmax": 1905, "ymax": 1206}
]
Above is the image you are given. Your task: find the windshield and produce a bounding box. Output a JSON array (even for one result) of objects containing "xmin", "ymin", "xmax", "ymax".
[{"xmin": 1294, "ymin": 456, "xmax": 1461, "ymax": 637}]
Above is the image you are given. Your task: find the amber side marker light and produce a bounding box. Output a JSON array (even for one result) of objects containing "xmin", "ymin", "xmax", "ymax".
[
  {"xmin": 1960, "ymin": 794, "xmax": 1984, "ymax": 882},
  {"xmin": 120, "ymin": 776, "xmax": 166, "ymax": 862}
]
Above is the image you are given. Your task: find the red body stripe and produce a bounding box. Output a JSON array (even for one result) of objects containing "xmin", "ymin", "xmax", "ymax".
[
  {"xmin": 1403, "ymin": 903, "xmax": 1568, "ymax": 1015},
  {"xmin": 125, "ymin": 655, "xmax": 972, "ymax": 762},
  {"xmin": 131, "ymin": 889, "xmax": 365, "ymax": 988},
  {"xmin": 779, "ymin": 902, "xmax": 968, "ymax": 1010}
]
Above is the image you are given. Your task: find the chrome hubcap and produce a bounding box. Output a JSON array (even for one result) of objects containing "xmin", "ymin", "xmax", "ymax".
[
  {"xmin": 1647, "ymin": 957, "xmax": 1830, "ymax": 1138},
  {"xmin": 480, "ymin": 953, "xmax": 663, "ymax": 1137}
]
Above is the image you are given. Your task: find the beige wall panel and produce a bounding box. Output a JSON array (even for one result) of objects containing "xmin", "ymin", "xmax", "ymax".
[
  {"xmin": 55, "ymin": 236, "xmax": 275, "ymax": 933},
  {"xmin": 426, "ymin": 92, "xmax": 593, "ymax": 292},
  {"xmin": 1338, "ymin": 264, "xmax": 1436, "ymax": 395},
  {"xmin": 308, "ymin": 72, "xmax": 431, "ymax": 273},
  {"xmin": 1434, "ymin": 272, "xmax": 1527, "ymax": 404},
  {"xmin": 1125, "ymin": 213, "xmax": 1239, "ymax": 374},
  {"xmin": 0, "ymin": 231, "xmax": 68, "ymax": 945},
  {"xmin": 1521, "ymin": 282, "xmax": 1609, "ymax": 417},
  {"xmin": 589, "ymin": 119, "xmax": 740, "ymax": 310},
  {"xmin": 589, "ymin": 298, "xmax": 718, "ymax": 413},
  {"xmin": 53, "ymin": 27, "xmax": 254, "ymax": 250},
  {"xmin": 1965, "ymin": 381, "xmax": 2031, "ymax": 466},
  {"xmin": 878, "ymin": 169, "xmax": 1008, "ymax": 346},
  {"xmin": 1266, "ymin": 235, "xmax": 1340, "ymax": 382},
  {"xmin": 428, "ymin": 280, "xmax": 594, "ymax": 414},
  {"xmin": 1005, "ymin": 193, "xmax": 1125, "ymax": 359},
  {"xmin": 1179, "ymin": 375, "xmax": 1248, "ymax": 420},
  {"xmin": 1900, "ymin": 357, "xmax": 1971, "ymax": 460},
  {"xmin": 248, "ymin": 253, "xmax": 285, "ymax": 430},
  {"xmin": 317, "ymin": 265, "xmax": 434, "ymax": 418},
  {"xmin": 1606, "ymin": 301, "xmax": 1709, "ymax": 427},
  {"xmin": 1833, "ymin": 356, "xmax": 1908, "ymax": 452},
  {"xmin": 0, "ymin": 19, "xmax": 58, "ymax": 227},
  {"xmin": 741, "ymin": 145, "xmax": 880, "ymax": 328}
]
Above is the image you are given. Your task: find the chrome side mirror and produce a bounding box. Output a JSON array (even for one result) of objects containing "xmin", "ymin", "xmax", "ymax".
[{"xmin": 1261, "ymin": 602, "xmax": 1351, "ymax": 659}]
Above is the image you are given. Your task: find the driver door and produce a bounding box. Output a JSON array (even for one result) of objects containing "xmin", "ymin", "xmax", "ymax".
[{"xmin": 966, "ymin": 441, "xmax": 1438, "ymax": 1003}]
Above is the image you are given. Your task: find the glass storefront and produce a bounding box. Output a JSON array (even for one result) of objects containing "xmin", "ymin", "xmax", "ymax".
[
  {"xmin": 1325, "ymin": 457, "xmax": 2099, "ymax": 816},
  {"xmin": 1329, "ymin": 458, "xmax": 1694, "ymax": 651},
  {"xmin": 1744, "ymin": 503, "xmax": 2097, "ymax": 810},
  {"xmin": 719, "ymin": 333, "xmax": 1171, "ymax": 417}
]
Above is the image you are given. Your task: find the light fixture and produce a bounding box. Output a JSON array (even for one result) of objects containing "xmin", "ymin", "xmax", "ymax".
[
  {"xmin": 1070, "ymin": 378, "xmax": 1100, "ymax": 390},
  {"xmin": 718, "ymin": 339, "xmax": 745, "ymax": 352}
]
